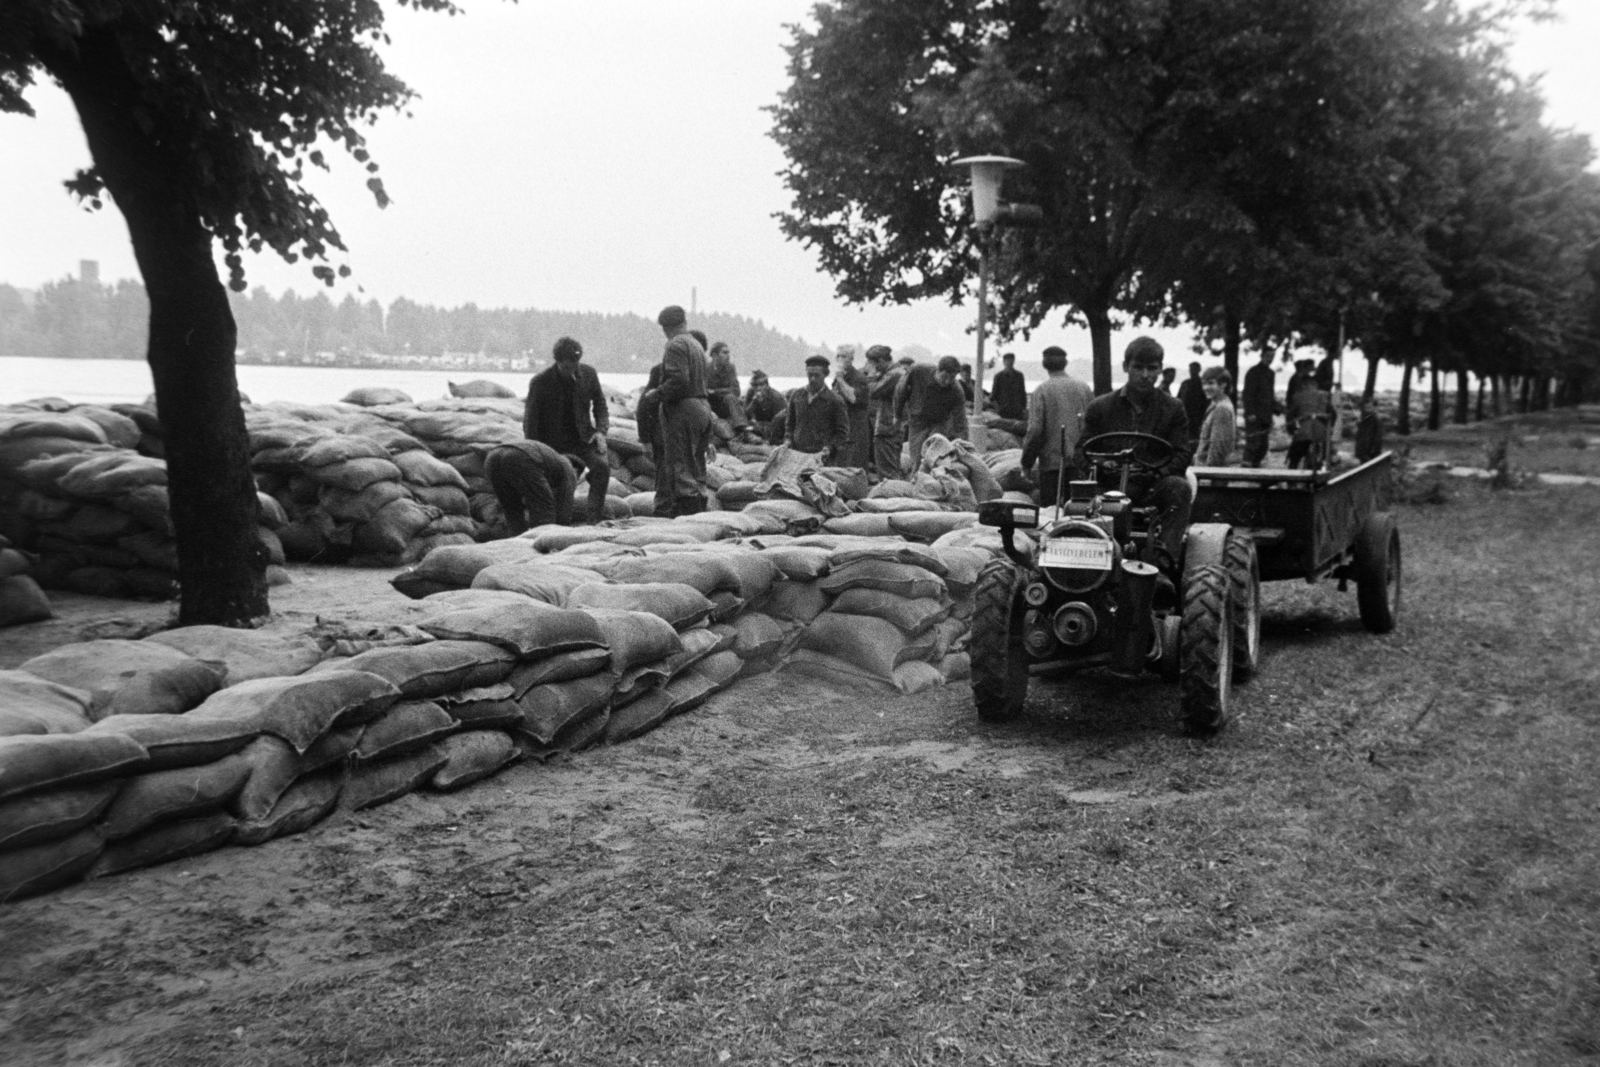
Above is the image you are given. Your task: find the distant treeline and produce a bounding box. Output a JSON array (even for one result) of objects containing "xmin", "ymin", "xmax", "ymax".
[{"xmin": 0, "ymin": 275, "xmax": 829, "ymax": 374}]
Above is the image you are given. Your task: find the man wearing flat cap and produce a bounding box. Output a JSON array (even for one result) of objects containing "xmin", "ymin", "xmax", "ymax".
[
  {"xmin": 642, "ymin": 305, "xmax": 714, "ymax": 516},
  {"xmin": 524, "ymin": 335, "xmax": 610, "ymax": 523},
  {"xmin": 894, "ymin": 355, "xmax": 970, "ymax": 470},
  {"xmin": 787, "ymin": 354, "xmax": 851, "ymax": 464},
  {"xmin": 1077, "ymin": 337, "xmax": 1193, "ymax": 574}
]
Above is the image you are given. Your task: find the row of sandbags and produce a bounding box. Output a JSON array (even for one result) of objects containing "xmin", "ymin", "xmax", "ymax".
[
  {"xmin": 0, "ymin": 584, "xmax": 773, "ymax": 902},
  {"xmin": 0, "ymin": 402, "xmax": 290, "ymax": 601},
  {"xmin": 386, "ymin": 512, "xmax": 1014, "ymax": 693},
  {"xmin": 0, "ymin": 533, "xmax": 52, "ymax": 629}
]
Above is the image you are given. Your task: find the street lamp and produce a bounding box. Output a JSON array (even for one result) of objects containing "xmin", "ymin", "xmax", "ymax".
[{"xmin": 952, "ymin": 155, "xmax": 1037, "ymax": 417}]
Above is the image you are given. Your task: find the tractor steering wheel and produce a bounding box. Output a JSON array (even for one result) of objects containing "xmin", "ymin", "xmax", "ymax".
[{"xmin": 1080, "ymin": 431, "xmax": 1176, "ymax": 479}]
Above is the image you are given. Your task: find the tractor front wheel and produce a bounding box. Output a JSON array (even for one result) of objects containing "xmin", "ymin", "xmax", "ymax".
[
  {"xmin": 1180, "ymin": 564, "xmax": 1234, "ymax": 736},
  {"xmin": 1225, "ymin": 531, "xmax": 1262, "ymax": 681},
  {"xmin": 970, "ymin": 558, "xmax": 1030, "ymax": 723}
]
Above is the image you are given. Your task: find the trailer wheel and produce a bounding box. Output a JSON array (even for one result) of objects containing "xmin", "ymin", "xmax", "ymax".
[
  {"xmin": 970, "ymin": 558, "xmax": 1030, "ymax": 723},
  {"xmin": 1225, "ymin": 532, "xmax": 1262, "ymax": 681},
  {"xmin": 1180, "ymin": 565, "xmax": 1233, "ymax": 736},
  {"xmin": 1354, "ymin": 512, "xmax": 1401, "ymax": 633}
]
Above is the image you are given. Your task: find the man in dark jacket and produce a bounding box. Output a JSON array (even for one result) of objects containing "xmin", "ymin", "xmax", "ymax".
[
  {"xmin": 1078, "ymin": 337, "xmax": 1193, "ymax": 571},
  {"xmin": 895, "ymin": 356, "xmax": 969, "ymax": 470},
  {"xmin": 991, "ymin": 352, "xmax": 1028, "ymax": 421},
  {"xmin": 485, "ymin": 439, "xmax": 579, "ymax": 535},
  {"xmin": 524, "ymin": 336, "xmax": 609, "ymax": 522},
  {"xmin": 1240, "ymin": 349, "xmax": 1277, "ymax": 467},
  {"xmin": 1176, "ymin": 361, "xmax": 1207, "ymax": 444},
  {"xmin": 787, "ymin": 354, "xmax": 851, "ymax": 462},
  {"xmin": 743, "ymin": 370, "xmax": 787, "ymax": 443}
]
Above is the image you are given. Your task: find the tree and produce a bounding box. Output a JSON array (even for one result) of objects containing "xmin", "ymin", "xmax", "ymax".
[{"xmin": 1, "ymin": 0, "xmax": 451, "ymax": 625}]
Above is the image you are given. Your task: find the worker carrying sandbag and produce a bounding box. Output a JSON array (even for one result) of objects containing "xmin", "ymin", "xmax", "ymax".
[{"xmin": 484, "ymin": 441, "xmax": 583, "ymax": 535}]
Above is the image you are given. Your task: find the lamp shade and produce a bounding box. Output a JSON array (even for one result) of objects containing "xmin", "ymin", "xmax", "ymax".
[{"xmin": 953, "ymin": 155, "xmax": 1025, "ymax": 226}]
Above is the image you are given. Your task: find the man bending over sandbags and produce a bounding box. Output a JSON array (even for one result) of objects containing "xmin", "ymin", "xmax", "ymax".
[
  {"xmin": 524, "ymin": 336, "xmax": 610, "ymax": 522},
  {"xmin": 485, "ymin": 440, "xmax": 584, "ymax": 535}
]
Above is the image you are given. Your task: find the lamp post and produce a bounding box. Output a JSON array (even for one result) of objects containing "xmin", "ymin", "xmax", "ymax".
[{"xmin": 953, "ymin": 155, "xmax": 1028, "ymax": 418}]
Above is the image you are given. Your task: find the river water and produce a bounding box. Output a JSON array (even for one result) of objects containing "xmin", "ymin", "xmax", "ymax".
[{"xmin": 0, "ymin": 356, "xmax": 812, "ymax": 407}]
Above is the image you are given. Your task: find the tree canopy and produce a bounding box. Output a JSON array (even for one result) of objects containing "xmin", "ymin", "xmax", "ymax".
[
  {"xmin": 2, "ymin": 0, "xmax": 456, "ymax": 624},
  {"xmin": 772, "ymin": 0, "xmax": 1600, "ymax": 402}
]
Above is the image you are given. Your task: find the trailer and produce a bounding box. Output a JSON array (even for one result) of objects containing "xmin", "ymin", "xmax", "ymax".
[{"xmin": 1190, "ymin": 451, "xmax": 1401, "ymax": 632}]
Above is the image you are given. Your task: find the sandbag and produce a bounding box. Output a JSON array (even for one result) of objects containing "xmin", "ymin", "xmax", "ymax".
[
  {"xmin": 448, "ymin": 379, "xmax": 518, "ymax": 399},
  {"xmin": 437, "ymin": 691, "xmax": 524, "ymax": 731},
  {"xmin": 893, "ymin": 660, "xmax": 948, "ymax": 693},
  {"xmin": 0, "ymin": 670, "xmax": 94, "ymax": 737},
  {"xmin": 84, "ymin": 714, "xmax": 258, "ymax": 772},
  {"xmin": 604, "ymin": 688, "xmax": 673, "ymax": 742},
  {"xmin": 759, "ymin": 546, "xmax": 831, "ymax": 582},
  {"xmin": 829, "ymin": 541, "xmax": 949, "ymax": 577},
  {"xmin": 504, "ymin": 649, "xmax": 613, "ymax": 697},
  {"xmin": 319, "ymin": 480, "xmax": 409, "ymax": 523},
  {"xmin": 0, "ymin": 733, "xmax": 148, "ymax": 800},
  {"xmin": 419, "ymin": 601, "xmax": 606, "ymax": 659},
  {"xmin": 0, "ymin": 826, "xmax": 105, "ymax": 902},
  {"xmin": 609, "ymin": 527, "xmax": 709, "ymax": 549},
  {"xmin": 525, "ymin": 525, "xmax": 620, "ymax": 553},
  {"xmin": 579, "ymin": 609, "xmax": 683, "ymax": 675},
  {"xmin": 90, "ymin": 812, "xmax": 236, "ymax": 878},
  {"xmin": 300, "ymin": 722, "xmax": 365, "ymax": 774},
  {"xmin": 783, "ymin": 649, "xmax": 896, "ymax": 692},
  {"xmin": 661, "ymin": 650, "xmax": 741, "ymax": 717},
  {"xmin": 821, "ymin": 513, "xmax": 896, "ymax": 537},
  {"xmin": 351, "ymin": 498, "xmax": 436, "ymax": 557},
  {"xmin": 760, "ymin": 581, "xmax": 830, "ymax": 624},
  {"xmin": 390, "ymin": 539, "xmax": 544, "ymax": 598},
  {"xmin": 353, "ymin": 699, "xmax": 457, "ymax": 762},
  {"xmin": 827, "ymin": 588, "xmax": 952, "ymax": 636},
  {"xmin": 728, "ymin": 612, "xmax": 793, "ymax": 661},
  {"xmin": 565, "ymin": 582, "xmax": 714, "ymax": 631},
  {"xmin": 392, "ymin": 449, "xmax": 468, "ymax": 487},
  {"xmin": 0, "ymin": 781, "xmax": 119, "ymax": 852},
  {"xmin": 234, "ymin": 767, "xmax": 344, "ymax": 846},
  {"xmin": 110, "ymin": 485, "xmax": 173, "ymax": 534},
  {"xmin": 743, "ymin": 498, "xmax": 824, "ymax": 530},
  {"xmin": 20, "ymin": 640, "xmax": 224, "ymax": 720},
  {"xmin": 429, "ymin": 731, "xmax": 519, "ymax": 791},
  {"xmin": 55, "ymin": 503, "xmax": 139, "ymax": 543},
  {"xmin": 231, "ymin": 735, "xmax": 303, "ymax": 822},
  {"xmin": 343, "ymin": 743, "xmax": 451, "ymax": 811},
  {"xmin": 522, "ymin": 700, "xmax": 609, "ymax": 759},
  {"xmin": 471, "ymin": 560, "xmax": 601, "ymax": 606},
  {"xmin": 189, "ymin": 670, "xmax": 401, "ymax": 753},
  {"xmin": 342, "ymin": 386, "xmax": 413, "ymax": 407},
  {"xmin": 623, "ymin": 492, "xmax": 656, "ymax": 517},
  {"xmin": 818, "ymin": 559, "xmax": 947, "ymax": 600},
  {"xmin": 411, "ymin": 485, "xmax": 472, "ymax": 515},
  {"xmin": 143, "ymin": 625, "xmax": 324, "ymax": 685},
  {"xmin": 927, "ymin": 546, "xmax": 990, "ymax": 596},
  {"xmin": 798, "ymin": 613, "xmax": 940, "ymax": 683},
  {"xmin": 940, "ymin": 652, "xmax": 972, "ymax": 681},
  {"xmin": 517, "ymin": 673, "xmax": 617, "ymax": 745},
  {"xmin": 101, "ymin": 752, "xmax": 252, "ymax": 840},
  {"xmin": 301, "ymin": 435, "xmax": 391, "ymax": 468},
  {"xmin": 419, "ymin": 588, "xmax": 535, "ymax": 613},
  {"xmin": 713, "ymin": 551, "xmax": 780, "ymax": 602},
  {"xmin": 888, "ymin": 511, "xmax": 979, "ymax": 543},
  {"xmin": 312, "ymin": 640, "xmax": 515, "ymax": 699},
  {"xmin": 707, "ymin": 590, "xmax": 745, "ymax": 624},
  {"xmin": 0, "ymin": 412, "xmax": 109, "ymax": 444},
  {"xmin": 56, "ymin": 453, "xmax": 167, "ymax": 498}
]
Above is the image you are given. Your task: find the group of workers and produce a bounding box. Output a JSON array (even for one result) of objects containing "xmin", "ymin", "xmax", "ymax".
[{"xmin": 486, "ymin": 306, "xmax": 1375, "ymax": 552}]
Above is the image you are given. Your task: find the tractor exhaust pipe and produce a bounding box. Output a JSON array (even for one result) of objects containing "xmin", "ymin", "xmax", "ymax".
[{"xmin": 1109, "ymin": 560, "xmax": 1158, "ymax": 677}]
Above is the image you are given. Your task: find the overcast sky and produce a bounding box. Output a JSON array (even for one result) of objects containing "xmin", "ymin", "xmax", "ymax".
[{"xmin": 3, "ymin": 0, "xmax": 1597, "ymax": 368}]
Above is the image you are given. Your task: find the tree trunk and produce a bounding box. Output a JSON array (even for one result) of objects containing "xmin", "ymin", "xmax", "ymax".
[
  {"xmin": 1535, "ymin": 375, "xmax": 1552, "ymax": 411},
  {"xmin": 1397, "ymin": 357, "xmax": 1413, "ymax": 436},
  {"xmin": 1475, "ymin": 374, "xmax": 1486, "ymax": 422},
  {"xmin": 46, "ymin": 26, "xmax": 269, "ymax": 626},
  {"xmin": 1222, "ymin": 308, "xmax": 1241, "ymax": 404},
  {"xmin": 1454, "ymin": 367, "xmax": 1469, "ymax": 424},
  {"xmin": 1427, "ymin": 365, "xmax": 1442, "ymax": 431},
  {"xmin": 1086, "ymin": 304, "xmax": 1114, "ymax": 396},
  {"xmin": 1362, "ymin": 349, "xmax": 1381, "ymax": 402},
  {"xmin": 1491, "ymin": 375, "xmax": 1502, "ymax": 417},
  {"xmin": 1518, "ymin": 376, "xmax": 1531, "ymax": 413}
]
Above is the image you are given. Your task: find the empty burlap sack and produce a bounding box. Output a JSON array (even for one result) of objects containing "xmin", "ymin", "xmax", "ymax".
[{"xmin": 20, "ymin": 640, "xmax": 223, "ymax": 719}]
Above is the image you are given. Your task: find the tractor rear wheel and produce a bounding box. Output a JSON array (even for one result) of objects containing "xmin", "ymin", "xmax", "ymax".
[
  {"xmin": 970, "ymin": 558, "xmax": 1029, "ymax": 723},
  {"xmin": 1354, "ymin": 511, "xmax": 1401, "ymax": 633},
  {"xmin": 1180, "ymin": 565, "xmax": 1234, "ymax": 736},
  {"xmin": 1225, "ymin": 531, "xmax": 1262, "ymax": 681}
]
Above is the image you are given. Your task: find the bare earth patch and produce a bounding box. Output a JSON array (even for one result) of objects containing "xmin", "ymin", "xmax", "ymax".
[{"xmin": 3, "ymin": 481, "xmax": 1599, "ymax": 1065}]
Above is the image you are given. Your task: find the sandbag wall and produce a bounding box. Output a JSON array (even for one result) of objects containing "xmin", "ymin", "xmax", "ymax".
[
  {"xmin": 0, "ymin": 401, "xmax": 290, "ymax": 601},
  {"xmin": 0, "ymin": 507, "xmax": 1025, "ymax": 903}
]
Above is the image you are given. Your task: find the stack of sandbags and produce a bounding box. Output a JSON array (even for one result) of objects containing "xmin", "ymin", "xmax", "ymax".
[{"xmin": 0, "ymin": 402, "xmax": 287, "ymax": 600}]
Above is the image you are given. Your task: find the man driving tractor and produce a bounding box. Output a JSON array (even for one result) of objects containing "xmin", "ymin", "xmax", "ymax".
[{"xmin": 1075, "ymin": 337, "xmax": 1193, "ymax": 574}]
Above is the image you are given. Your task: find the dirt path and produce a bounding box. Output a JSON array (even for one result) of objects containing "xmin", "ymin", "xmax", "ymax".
[{"xmin": 4, "ymin": 483, "xmax": 1600, "ymax": 1066}]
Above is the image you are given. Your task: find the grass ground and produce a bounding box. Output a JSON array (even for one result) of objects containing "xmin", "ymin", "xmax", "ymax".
[
  {"xmin": 1392, "ymin": 406, "xmax": 1600, "ymax": 479},
  {"xmin": 2, "ymin": 480, "xmax": 1598, "ymax": 1066}
]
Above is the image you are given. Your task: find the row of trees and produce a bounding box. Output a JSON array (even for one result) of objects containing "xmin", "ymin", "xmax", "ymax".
[
  {"xmin": 772, "ymin": 0, "xmax": 1600, "ymax": 413},
  {"xmin": 0, "ymin": 276, "xmax": 823, "ymax": 374}
]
